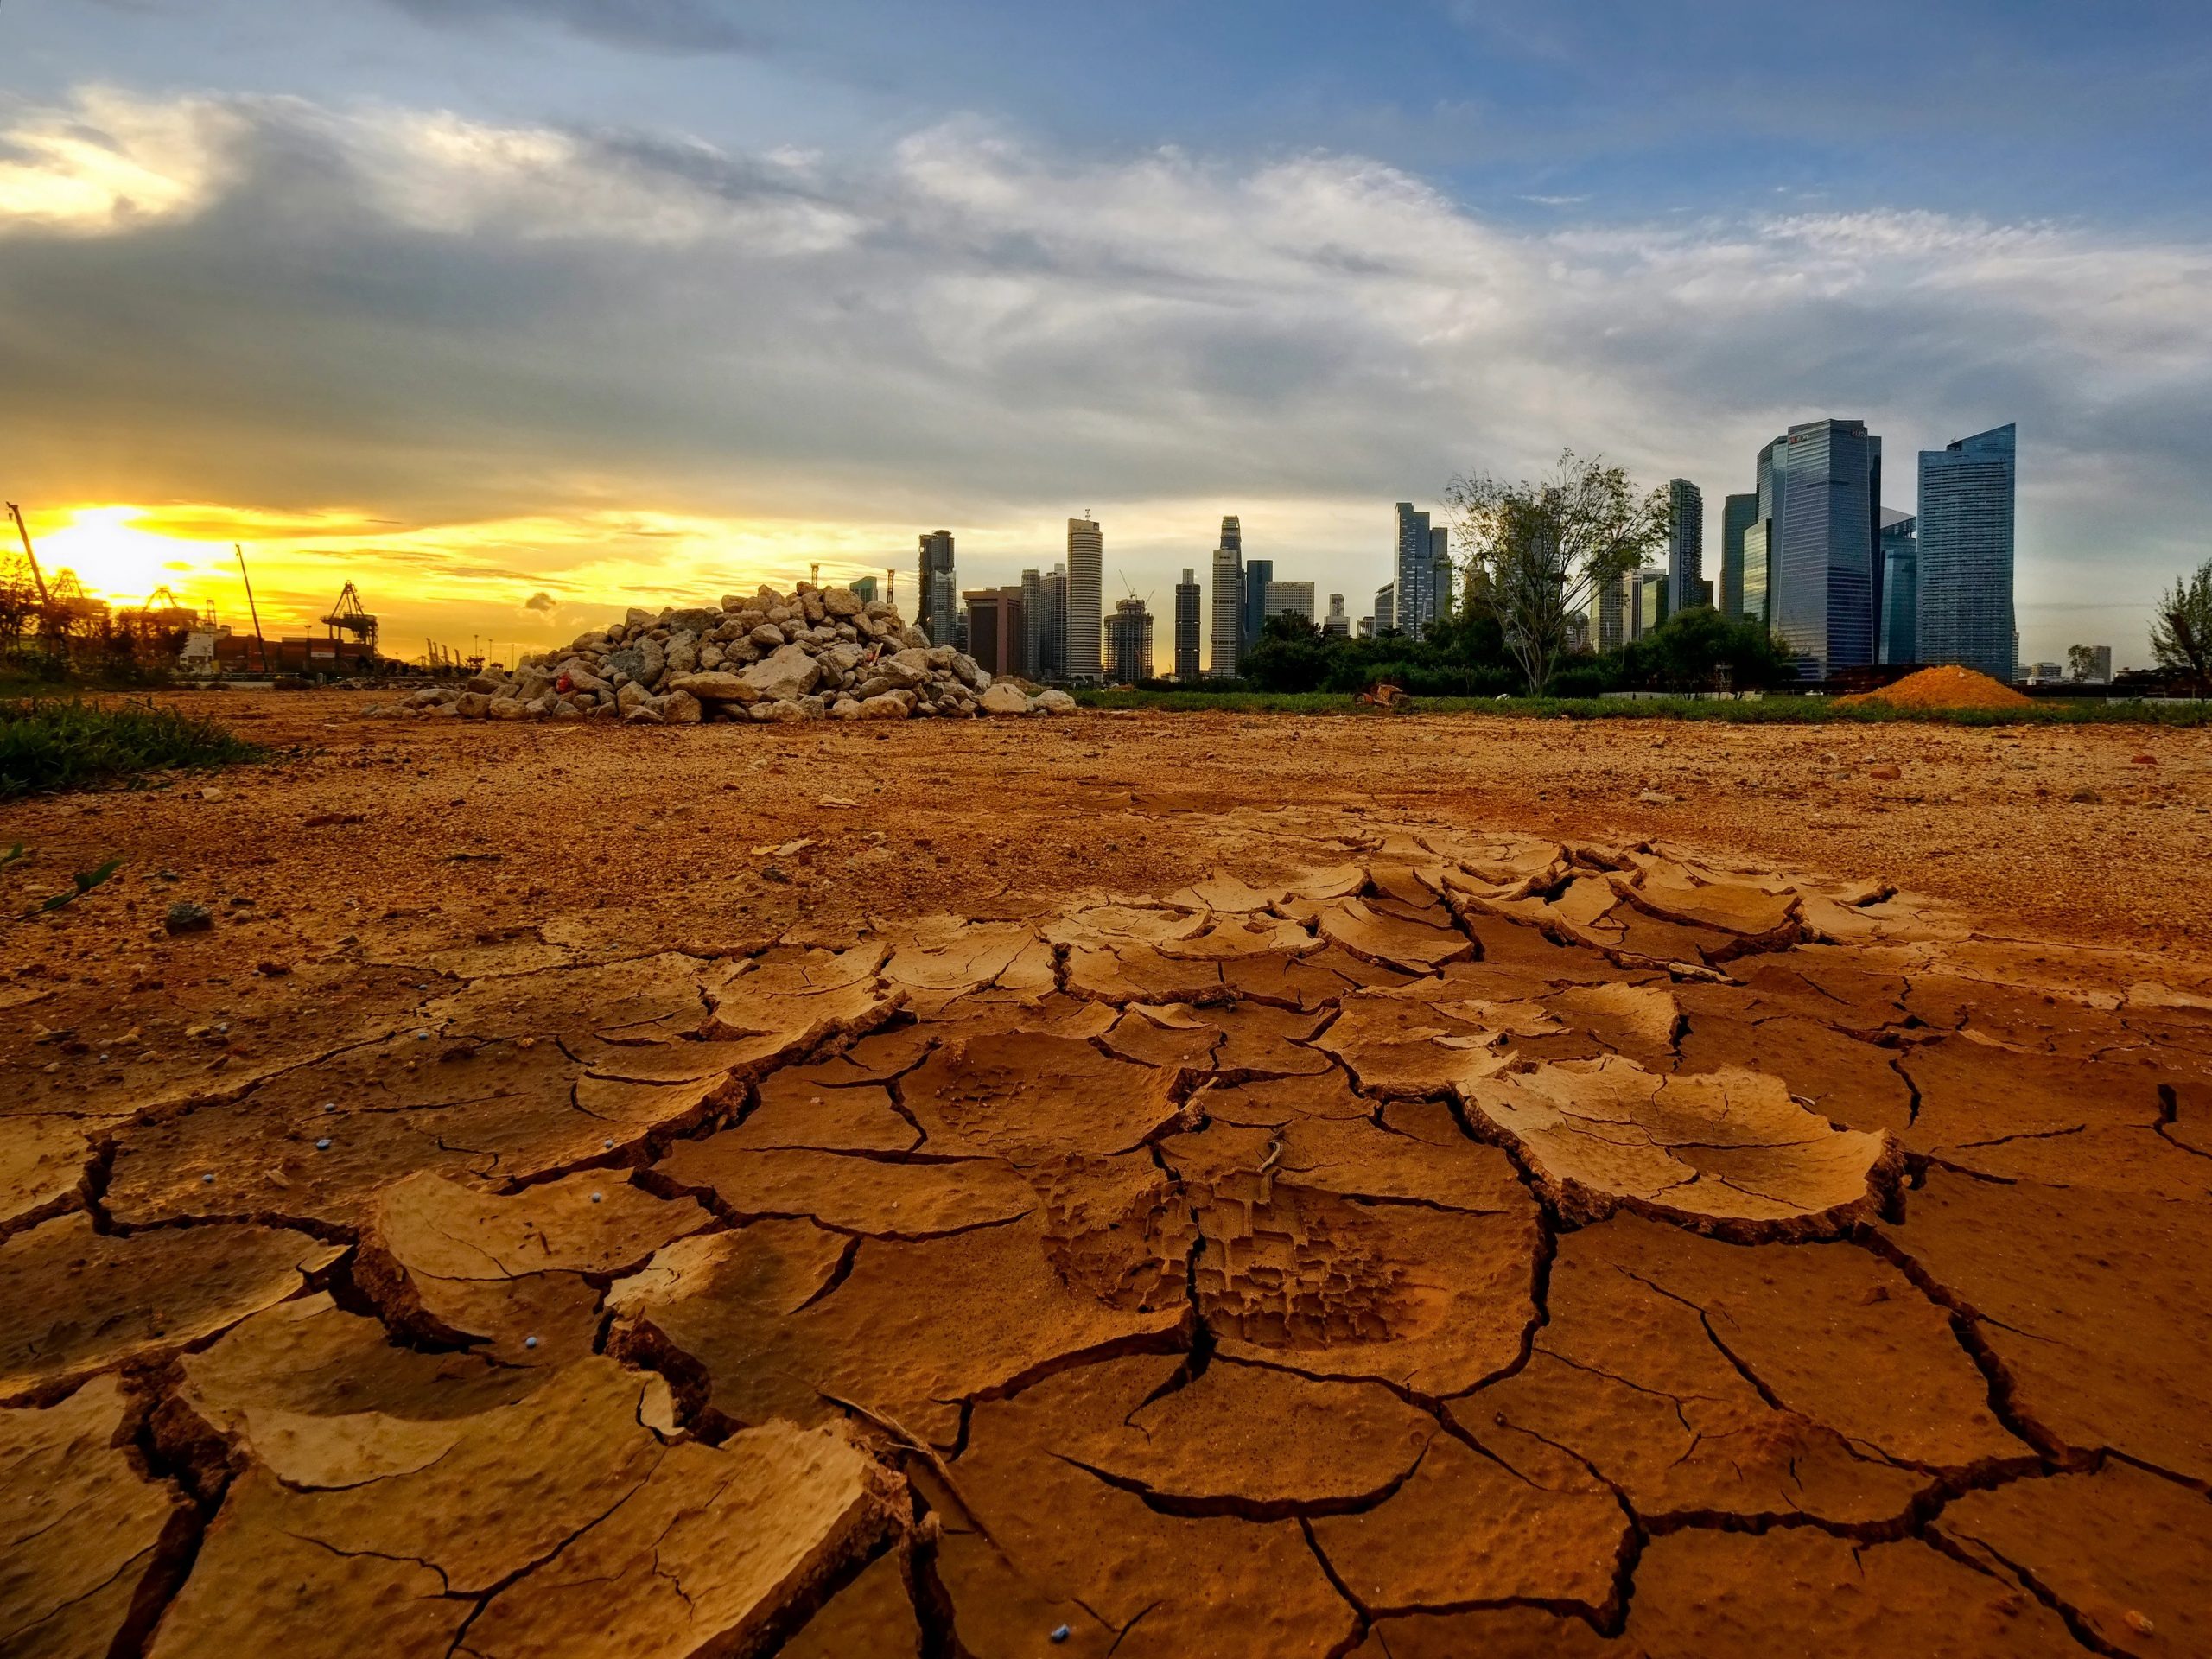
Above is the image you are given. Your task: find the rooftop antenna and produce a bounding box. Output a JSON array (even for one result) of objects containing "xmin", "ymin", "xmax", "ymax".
[{"xmin": 6, "ymin": 503, "xmax": 50, "ymax": 604}]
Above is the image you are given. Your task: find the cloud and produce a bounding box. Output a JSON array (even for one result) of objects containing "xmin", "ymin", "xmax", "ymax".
[
  {"xmin": 0, "ymin": 86, "xmax": 2208, "ymax": 664},
  {"xmin": 524, "ymin": 589, "xmax": 558, "ymax": 611},
  {"xmin": 375, "ymin": 0, "xmax": 754, "ymax": 54}
]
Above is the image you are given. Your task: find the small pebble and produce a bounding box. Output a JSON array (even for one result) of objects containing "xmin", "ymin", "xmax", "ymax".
[
  {"xmin": 602, "ymin": 1138, "xmax": 614, "ymax": 1149},
  {"xmin": 414, "ymin": 1029, "xmax": 430, "ymax": 1041},
  {"xmin": 322, "ymin": 1102, "xmax": 337, "ymax": 1113},
  {"xmin": 200, "ymin": 1173, "xmax": 216, "ymax": 1185},
  {"xmin": 315, "ymin": 1137, "xmax": 332, "ymax": 1150},
  {"xmin": 1050, "ymin": 1627, "xmax": 1071, "ymax": 1645},
  {"xmin": 524, "ymin": 1336, "xmax": 539, "ymax": 1350},
  {"xmin": 590, "ymin": 1192, "xmax": 603, "ymax": 1204}
]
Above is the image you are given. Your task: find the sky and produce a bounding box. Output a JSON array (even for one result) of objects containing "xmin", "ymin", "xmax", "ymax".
[{"xmin": 3, "ymin": 0, "xmax": 2210, "ymax": 669}]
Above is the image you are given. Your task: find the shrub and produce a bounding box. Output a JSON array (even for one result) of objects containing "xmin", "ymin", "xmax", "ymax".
[{"xmin": 0, "ymin": 697, "xmax": 265, "ymax": 797}]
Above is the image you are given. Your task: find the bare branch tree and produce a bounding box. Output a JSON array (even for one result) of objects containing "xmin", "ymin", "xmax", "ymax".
[{"xmin": 1446, "ymin": 449, "xmax": 1667, "ymax": 696}]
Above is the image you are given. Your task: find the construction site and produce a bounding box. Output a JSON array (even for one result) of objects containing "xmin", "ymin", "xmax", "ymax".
[{"xmin": 3, "ymin": 505, "xmax": 391, "ymax": 683}]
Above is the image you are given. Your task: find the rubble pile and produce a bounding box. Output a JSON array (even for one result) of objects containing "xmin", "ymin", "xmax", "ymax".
[{"xmin": 382, "ymin": 584, "xmax": 1077, "ymax": 724}]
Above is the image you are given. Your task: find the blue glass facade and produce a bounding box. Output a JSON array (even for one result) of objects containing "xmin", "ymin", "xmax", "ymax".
[
  {"xmin": 1775, "ymin": 419, "xmax": 1881, "ymax": 678},
  {"xmin": 1878, "ymin": 512, "xmax": 1917, "ymax": 665},
  {"xmin": 1241, "ymin": 557, "xmax": 1274, "ymax": 652},
  {"xmin": 1719, "ymin": 493, "xmax": 1757, "ymax": 622},
  {"xmin": 1916, "ymin": 424, "xmax": 2016, "ymax": 684}
]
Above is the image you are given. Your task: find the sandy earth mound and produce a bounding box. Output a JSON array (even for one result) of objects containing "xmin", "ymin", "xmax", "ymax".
[
  {"xmin": 1837, "ymin": 664, "xmax": 2035, "ymax": 710},
  {"xmin": 4, "ymin": 815, "xmax": 2211, "ymax": 1656}
]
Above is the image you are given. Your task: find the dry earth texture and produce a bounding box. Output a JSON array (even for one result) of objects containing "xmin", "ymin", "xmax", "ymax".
[{"xmin": 3, "ymin": 694, "xmax": 2212, "ymax": 1657}]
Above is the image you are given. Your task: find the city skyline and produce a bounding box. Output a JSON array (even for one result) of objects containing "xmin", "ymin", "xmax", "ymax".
[{"xmin": 3, "ymin": 4, "xmax": 2205, "ymax": 671}]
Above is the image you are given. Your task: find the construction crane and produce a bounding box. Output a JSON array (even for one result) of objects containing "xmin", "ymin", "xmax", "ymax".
[
  {"xmin": 5, "ymin": 503, "xmax": 49, "ymax": 604},
  {"xmin": 321, "ymin": 581, "xmax": 378, "ymax": 655}
]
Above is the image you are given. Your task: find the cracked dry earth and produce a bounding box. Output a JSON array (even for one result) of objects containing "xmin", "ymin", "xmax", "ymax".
[{"xmin": 7, "ymin": 811, "xmax": 2212, "ymax": 1657}]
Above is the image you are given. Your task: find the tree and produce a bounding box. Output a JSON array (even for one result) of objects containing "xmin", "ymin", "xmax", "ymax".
[
  {"xmin": 2065, "ymin": 644, "xmax": 2098, "ymax": 683},
  {"xmin": 2150, "ymin": 556, "xmax": 2212, "ymax": 695},
  {"xmin": 1619, "ymin": 606, "xmax": 1796, "ymax": 692},
  {"xmin": 1446, "ymin": 450, "xmax": 1667, "ymax": 696}
]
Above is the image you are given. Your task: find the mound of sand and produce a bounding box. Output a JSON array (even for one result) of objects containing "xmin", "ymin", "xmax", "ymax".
[{"xmin": 1837, "ymin": 664, "xmax": 2032, "ymax": 712}]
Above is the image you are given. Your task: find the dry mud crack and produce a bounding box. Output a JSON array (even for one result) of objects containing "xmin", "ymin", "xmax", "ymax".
[{"xmin": 5, "ymin": 815, "xmax": 2212, "ymax": 1657}]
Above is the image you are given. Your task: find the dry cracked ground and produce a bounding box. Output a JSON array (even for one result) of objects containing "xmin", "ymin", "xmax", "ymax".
[{"xmin": 4, "ymin": 696, "xmax": 2212, "ymax": 1657}]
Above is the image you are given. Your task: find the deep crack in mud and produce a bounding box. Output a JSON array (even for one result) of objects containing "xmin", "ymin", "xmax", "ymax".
[{"xmin": 5, "ymin": 816, "xmax": 2212, "ymax": 1657}]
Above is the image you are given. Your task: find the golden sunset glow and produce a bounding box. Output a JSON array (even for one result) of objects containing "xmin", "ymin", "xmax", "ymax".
[{"xmin": 16, "ymin": 501, "xmax": 1012, "ymax": 662}]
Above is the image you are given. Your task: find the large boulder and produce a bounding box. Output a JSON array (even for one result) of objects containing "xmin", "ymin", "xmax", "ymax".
[
  {"xmin": 978, "ymin": 681, "xmax": 1032, "ymax": 716},
  {"xmin": 661, "ymin": 689, "xmax": 703, "ymax": 725},
  {"xmin": 740, "ymin": 644, "xmax": 823, "ymax": 703},
  {"xmin": 857, "ymin": 693, "xmax": 911, "ymax": 721},
  {"xmin": 1035, "ymin": 689, "xmax": 1078, "ymax": 715},
  {"xmin": 665, "ymin": 671, "xmax": 757, "ymax": 704}
]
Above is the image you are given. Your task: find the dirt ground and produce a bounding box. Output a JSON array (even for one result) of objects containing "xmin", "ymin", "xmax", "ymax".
[{"xmin": 4, "ymin": 691, "xmax": 2211, "ymax": 1658}]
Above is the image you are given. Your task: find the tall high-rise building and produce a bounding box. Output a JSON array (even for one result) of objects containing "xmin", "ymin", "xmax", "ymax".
[
  {"xmin": 852, "ymin": 575, "xmax": 879, "ymax": 607},
  {"xmin": 1266, "ymin": 579, "xmax": 1315, "ymax": 626},
  {"xmin": 1020, "ymin": 569, "xmax": 1043, "ymax": 679},
  {"xmin": 1595, "ymin": 575, "xmax": 1629, "ymax": 652},
  {"xmin": 1719, "ymin": 493, "xmax": 1757, "ymax": 622},
  {"xmin": 1173, "ymin": 568, "xmax": 1201, "ymax": 681},
  {"xmin": 1033, "ymin": 564, "xmax": 1068, "ymax": 680},
  {"xmin": 1878, "ymin": 512, "xmax": 1918, "ymax": 665},
  {"xmin": 1775, "ymin": 419, "xmax": 1881, "ymax": 677},
  {"xmin": 1375, "ymin": 582, "xmax": 1396, "ymax": 635},
  {"xmin": 1209, "ymin": 516, "xmax": 1243, "ymax": 679},
  {"xmin": 962, "ymin": 587, "xmax": 1026, "ymax": 680},
  {"xmin": 1065, "ymin": 516, "xmax": 1103, "ymax": 682},
  {"xmin": 1104, "ymin": 597, "xmax": 1154, "ymax": 683},
  {"xmin": 917, "ymin": 531, "xmax": 957, "ymax": 646},
  {"xmin": 1916, "ymin": 423, "xmax": 2017, "ymax": 685},
  {"xmin": 1242, "ymin": 557, "xmax": 1274, "ymax": 651},
  {"xmin": 1323, "ymin": 593, "xmax": 1349, "ymax": 639},
  {"xmin": 1394, "ymin": 504, "xmax": 1434, "ymax": 641},
  {"xmin": 1667, "ymin": 480, "xmax": 1706, "ymax": 615},
  {"xmin": 1630, "ymin": 567, "xmax": 1669, "ymax": 642},
  {"xmin": 1429, "ymin": 524, "xmax": 1453, "ymax": 626},
  {"xmin": 1356, "ymin": 614, "xmax": 1376, "ymax": 640}
]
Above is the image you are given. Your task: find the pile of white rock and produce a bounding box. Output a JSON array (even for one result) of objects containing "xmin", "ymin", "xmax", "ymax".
[{"xmin": 380, "ymin": 584, "xmax": 1077, "ymax": 724}]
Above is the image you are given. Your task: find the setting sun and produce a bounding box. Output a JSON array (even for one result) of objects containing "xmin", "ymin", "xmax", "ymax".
[{"xmin": 25, "ymin": 505, "xmax": 211, "ymax": 607}]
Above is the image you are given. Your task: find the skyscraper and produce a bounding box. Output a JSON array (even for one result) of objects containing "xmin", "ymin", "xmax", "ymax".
[
  {"xmin": 1774, "ymin": 419, "xmax": 1881, "ymax": 677},
  {"xmin": 1630, "ymin": 567, "xmax": 1668, "ymax": 641},
  {"xmin": 1429, "ymin": 524, "xmax": 1453, "ymax": 627},
  {"xmin": 1878, "ymin": 512, "xmax": 1918, "ymax": 665},
  {"xmin": 1916, "ymin": 423, "xmax": 2017, "ymax": 684},
  {"xmin": 1323, "ymin": 593, "xmax": 1349, "ymax": 639},
  {"xmin": 852, "ymin": 575, "xmax": 879, "ymax": 607},
  {"xmin": 1266, "ymin": 580, "xmax": 1316, "ymax": 625},
  {"xmin": 1173, "ymin": 568, "xmax": 1201, "ymax": 681},
  {"xmin": 1375, "ymin": 582, "xmax": 1396, "ymax": 635},
  {"xmin": 962, "ymin": 587, "xmax": 1026, "ymax": 679},
  {"xmin": 1020, "ymin": 568, "xmax": 1043, "ymax": 678},
  {"xmin": 1104, "ymin": 597, "xmax": 1154, "ymax": 683},
  {"xmin": 1065, "ymin": 516, "xmax": 1103, "ymax": 682},
  {"xmin": 1394, "ymin": 504, "xmax": 1433, "ymax": 641},
  {"xmin": 1209, "ymin": 516, "xmax": 1243, "ymax": 679},
  {"xmin": 1667, "ymin": 480, "xmax": 1706, "ymax": 615},
  {"xmin": 1719, "ymin": 493, "xmax": 1757, "ymax": 622},
  {"xmin": 1595, "ymin": 575, "xmax": 1628, "ymax": 652},
  {"xmin": 1242, "ymin": 557, "xmax": 1274, "ymax": 652},
  {"xmin": 917, "ymin": 531, "xmax": 957, "ymax": 646},
  {"xmin": 1033, "ymin": 565, "xmax": 1068, "ymax": 681}
]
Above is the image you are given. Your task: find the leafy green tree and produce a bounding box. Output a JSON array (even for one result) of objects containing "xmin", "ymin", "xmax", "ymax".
[
  {"xmin": 1618, "ymin": 606, "xmax": 1797, "ymax": 692},
  {"xmin": 1446, "ymin": 451, "xmax": 1667, "ymax": 696},
  {"xmin": 2150, "ymin": 556, "xmax": 2212, "ymax": 694},
  {"xmin": 1241, "ymin": 613, "xmax": 1334, "ymax": 693}
]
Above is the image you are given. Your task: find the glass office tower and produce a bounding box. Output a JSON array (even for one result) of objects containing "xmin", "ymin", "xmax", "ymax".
[
  {"xmin": 1916, "ymin": 424, "xmax": 2017, "ymax": 684},
  {"xmin": 1774, "ymin": 419, "xmax": 1881, "ymax": 678}
]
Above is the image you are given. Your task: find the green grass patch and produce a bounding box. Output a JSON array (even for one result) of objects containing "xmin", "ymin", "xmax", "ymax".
[
  {"xmin": 0, "ymin": 697, "xmax": 267, "ymax": 798},
  {"xmin": 1073, "ymin": 688, "xmax": 2212, "ymax": 726}
]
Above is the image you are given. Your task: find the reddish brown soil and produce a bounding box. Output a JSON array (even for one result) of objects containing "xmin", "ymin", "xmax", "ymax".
[
  {"xmin": 3, "ymin": 690, "xmax": 2211, "ymax": 1657},
  {"xmin": 1838, "ymin": 664, "xmax": 2036, "ymax": 710}
]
